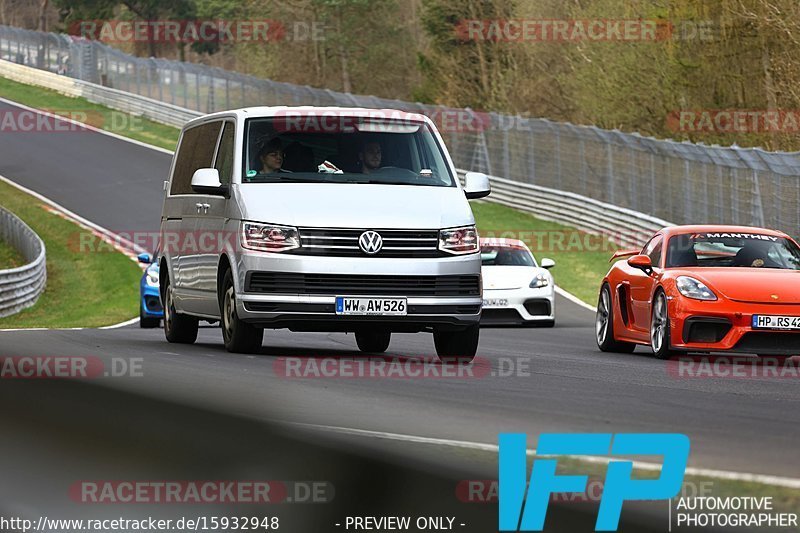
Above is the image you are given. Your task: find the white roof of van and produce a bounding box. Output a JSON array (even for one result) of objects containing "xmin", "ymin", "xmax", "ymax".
[{"xmin": 185, "ymin": 106, "xmax": 433, "ymax": 128}]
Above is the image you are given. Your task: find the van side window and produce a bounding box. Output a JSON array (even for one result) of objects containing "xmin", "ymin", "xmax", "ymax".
[
  {"xmin": 214, "ymin": 122, "xmax": 235, "ymax": 186},
  {"xmin": 170, "ymin": 121, "xmax": 223, "ymax": 195}
]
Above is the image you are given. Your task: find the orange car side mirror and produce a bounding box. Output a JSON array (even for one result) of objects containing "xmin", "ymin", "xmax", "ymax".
[{"xmin": 627, "ymin": 254, "xmax": 653, "ymax": 273}]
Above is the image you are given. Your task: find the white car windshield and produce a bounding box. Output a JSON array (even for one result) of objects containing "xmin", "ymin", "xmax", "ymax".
[
  {"xmin": 481, "ymin": 246, "xmax": 536, "ymax": 267},
  {"xmin": 242, "ymin": 116, "xmax": 455, "ymax": 187}
]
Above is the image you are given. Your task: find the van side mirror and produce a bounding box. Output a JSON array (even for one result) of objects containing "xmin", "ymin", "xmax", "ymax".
[
  {"xmin": 191, "ymin": 168, "xmax": 227, "ymax": 195},
  {"xmin": 464, "ymin": 171, "xmax": 491, "ymax": 200},
  {"xmin": 627, "ymin": 254, "xmax": 653, "ymax": 274}
]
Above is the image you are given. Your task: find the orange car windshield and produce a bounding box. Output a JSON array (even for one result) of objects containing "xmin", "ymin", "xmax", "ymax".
[{"xmin": 666, "ymin": 233, "xmax": 800, "ymax": 269}]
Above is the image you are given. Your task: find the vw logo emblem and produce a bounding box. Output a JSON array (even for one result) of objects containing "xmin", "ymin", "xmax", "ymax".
[{"xmin": 358, "ymin": 231, "xmax": 383, "ymax": 254}]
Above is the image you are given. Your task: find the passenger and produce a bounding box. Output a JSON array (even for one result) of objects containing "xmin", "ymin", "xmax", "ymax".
[
  {"xmin": 258, "ymin": 137, "xmax": 286, "ymax": 173},
  {"xmin": 359, "ymin": 141, "xmax": 382, "ymax": 174}
]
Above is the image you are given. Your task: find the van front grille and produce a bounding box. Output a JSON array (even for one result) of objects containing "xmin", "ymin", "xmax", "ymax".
[{"xmin": 293, "ymin": 227, "xmax": 442, "ymax": 258}]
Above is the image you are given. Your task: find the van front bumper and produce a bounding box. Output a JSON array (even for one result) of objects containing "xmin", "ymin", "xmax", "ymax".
[{"xmin": 234, "ymin": 252, "xmax": 482, "ymax": 331}]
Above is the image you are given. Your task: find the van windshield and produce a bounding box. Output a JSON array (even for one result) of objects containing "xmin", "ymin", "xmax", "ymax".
[{"xmin": 242, "ymin": 115, "xmax": 456, "ymax": 187}]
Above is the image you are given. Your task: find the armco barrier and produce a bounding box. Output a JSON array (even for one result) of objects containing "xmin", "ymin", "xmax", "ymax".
[
  {"xmin": 0, "ymin": 57, "xmax": 672, "ymax": 249},
  {"xmin": 459, "ymin": 171, "xmax": 673, "ymax": 248},
  {"xmin": 0, "ymin": 206, "xmax": 46, "ymax": 318}
]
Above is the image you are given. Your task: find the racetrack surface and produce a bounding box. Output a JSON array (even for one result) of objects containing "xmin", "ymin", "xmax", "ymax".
[{"xmin": 1, "ymin": 97, "xmax": 798, "ymax": 482}]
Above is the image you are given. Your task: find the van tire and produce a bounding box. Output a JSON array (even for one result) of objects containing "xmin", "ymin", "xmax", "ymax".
[
  {"xmin": 220, "ymin": 269, "xmax": 263, "ymax": 354},
  {"xmin": 163, "ymin": 275, "xmax": 198, "ymax": 344},
  {"xmin": 434, "ymin": 324, "xmax": 479, "ymax": 363}
]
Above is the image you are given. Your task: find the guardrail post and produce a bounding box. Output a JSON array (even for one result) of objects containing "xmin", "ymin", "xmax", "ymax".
[
  {"xmin": 751, "ymin": 170, "xmax": 765, "ymax": 227},
  {"xmin": 731, "ymin": 167, "xmax": 740, "ymax": 224},
  {"xmin": 650, "ymin": 153, "xmax": 657, "ymax": 215},
  {"xmin": 555, "ymin": 127, "xmax": 562, "ymax": 186},
  {"xmin": 606, "ymin": 142, "xmax": 615, "ymax": 204},
  {"xmin": 683, "ymin": 160, "xmax": 692, "ymax": 223}
]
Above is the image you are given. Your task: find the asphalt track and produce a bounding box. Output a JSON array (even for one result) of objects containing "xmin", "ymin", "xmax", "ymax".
[{"xmin": 1, "ymin": 97, "xmax": 799, "ymax": 484}]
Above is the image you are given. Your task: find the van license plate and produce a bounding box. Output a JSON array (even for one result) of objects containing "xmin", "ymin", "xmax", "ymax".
[{"xmin": 336, "ymin": 297, "xmax": 407, "ymax": 316}]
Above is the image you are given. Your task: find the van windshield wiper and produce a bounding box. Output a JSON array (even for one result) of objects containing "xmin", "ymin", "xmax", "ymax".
[
  {"xmin": 246, "ymin": 176, "xmax": 325, "ymax": 183},
  {"xmin": 361, "ymin": 180, "xmax": 416, "ymax": 186}
]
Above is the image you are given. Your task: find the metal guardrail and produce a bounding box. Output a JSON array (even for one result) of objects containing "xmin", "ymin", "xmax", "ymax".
[
  {"xmin": 0, "ymin": 206, "xmax": 46, "ymax": 318},
  {"xmin": 458, "ymin": 171, "xmax": 673, "ymax": 248}
]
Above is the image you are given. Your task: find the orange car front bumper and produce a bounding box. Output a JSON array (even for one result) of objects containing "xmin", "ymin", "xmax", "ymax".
[{"xmin": 668, "ymin": 296, "xmax": 800, "ymax": 355}]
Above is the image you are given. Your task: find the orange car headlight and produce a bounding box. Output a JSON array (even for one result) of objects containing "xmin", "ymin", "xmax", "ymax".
[{"xmin": 676, "ymin": 276, "xmax": 717, "ymax": 301}]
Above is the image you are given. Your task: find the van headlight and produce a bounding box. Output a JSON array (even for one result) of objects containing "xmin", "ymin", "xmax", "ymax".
[
  {"xmin": 241, "ymin": 222, "xmax": 300, "ymax": 252},
  {"xmin": 676, "ymin": 276, "xmax": 717, "ymax": 301},
  {"xmin": 439, "ymin": 226, "xmax": 479, "ymax": 255}
]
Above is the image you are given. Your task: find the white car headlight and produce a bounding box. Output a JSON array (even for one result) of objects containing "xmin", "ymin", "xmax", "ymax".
[
  {"xmin": 676, "ymin": 276, "xmax": 717, "ymax": 301},
  {"xmin": 241, "ymin": 222, "xmax": 300, "ymax": 252},
  {"xmin": 530, "ymin": 273, "xmax": 549, "ymax": 288},
  {"xmin": 439, "ymin": 226, "xmax": 479, "ymax": 255},
  {"xmin": 145, "ymin": 265, "xmax": 159, "ymax": 287}
]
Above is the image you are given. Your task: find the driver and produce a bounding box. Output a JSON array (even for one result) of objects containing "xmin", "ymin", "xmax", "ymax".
[
  {"xmin": 359, "ymin": 141, "xmax": 382, "ymax": 174},
  {"xmin": 734, "ymin": 241, "xmax": 776, "ymax": 268}
]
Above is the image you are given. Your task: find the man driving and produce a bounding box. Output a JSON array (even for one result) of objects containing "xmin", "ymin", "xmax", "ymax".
[{"xmin": 359, "ymin": 141, "xmax": 382, "ymax": 174}]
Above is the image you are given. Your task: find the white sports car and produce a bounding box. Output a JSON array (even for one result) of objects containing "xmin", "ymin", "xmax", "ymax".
[{"xmin": 480, "ymin": 238, "xmax": 556, "ymax": 327}]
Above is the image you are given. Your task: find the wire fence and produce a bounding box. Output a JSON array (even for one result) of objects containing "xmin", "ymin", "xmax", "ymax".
[{"xmin": 2, "ymin": 24, "xmax": 800, "ymax": 239}]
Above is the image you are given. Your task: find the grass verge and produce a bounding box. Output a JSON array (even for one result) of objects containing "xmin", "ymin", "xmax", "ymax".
[
  {"xmin": 0, "ymin": 237, "xmax": 24, "ymax": 269},
  {"xmin": 0, "ymin": 74, "xmax": 615, "ymax": 306},
  {"xmin": 0, "ymin": 179, "xmax": 142, "ymax": 328}
]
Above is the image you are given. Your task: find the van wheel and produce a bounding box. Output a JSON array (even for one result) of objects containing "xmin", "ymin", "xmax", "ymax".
[
  {"xmin": 355, "ymin": 329, "xmax": 391, "ymax": 353},
  {"xmin": 163, "ymin": 275, "xmax": 198, "ymax": 344},
  {"xmin": 434, "ymin": 324, "xmax": 479, "ymax": 363},
  {"xmin": 220, "ymin": 269, "xmax": 263, "ymax": 354}
]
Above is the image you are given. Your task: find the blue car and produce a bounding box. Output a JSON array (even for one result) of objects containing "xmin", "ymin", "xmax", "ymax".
[{"xmin": 138, "ymin": 252, "xmax": 163, "ymax": 328}]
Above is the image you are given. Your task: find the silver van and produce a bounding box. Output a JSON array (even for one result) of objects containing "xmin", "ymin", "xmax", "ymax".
[{"xmin": 158, "ymin": 107, "xmax": 490, "ymax": 360}]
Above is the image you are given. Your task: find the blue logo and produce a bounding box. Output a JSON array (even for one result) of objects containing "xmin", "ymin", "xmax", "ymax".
[{"xmin": 499, "ymin": 433, "xmax": 689, "ymax": 531}]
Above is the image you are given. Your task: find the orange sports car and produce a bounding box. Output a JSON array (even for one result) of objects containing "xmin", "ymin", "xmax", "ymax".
[{"xmin": 596, "ymin": 225, "xmax": 800, "ymax": 359}]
